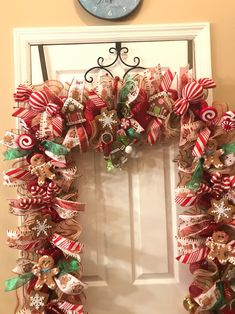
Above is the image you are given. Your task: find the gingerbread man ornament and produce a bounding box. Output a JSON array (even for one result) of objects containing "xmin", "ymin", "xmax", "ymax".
[
  {"xmin": 203, "ymin": 140, "xmax": 224, "ymax": 170},
  {"xmin": 206, "ymin": 231, "xmax": 235, "ymax": 265},
  {"xmin": 32, "ymin": 255, "xmax": 59, "ymax": 290},
  {"xmin": 29, "ymin": 154, "xmax": 56, "ymax": 186}
]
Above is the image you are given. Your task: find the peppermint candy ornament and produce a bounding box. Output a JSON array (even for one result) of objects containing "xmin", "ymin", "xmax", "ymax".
[
  {"xmin": 120, "ymin": 118, "xmax": 131, "ymax": 130},
  {"xmin": 17, "ymin": 134, "xmax": 35, "ymax": 150},
  {"xmin": 221, "ymin": 111, "xmax": 235, "ymax": 131}
]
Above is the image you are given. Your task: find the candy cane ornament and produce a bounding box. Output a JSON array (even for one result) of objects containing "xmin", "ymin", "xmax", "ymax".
[{"xmin": 192, "ymin": 127, "xmax": 211, "ymax": 157}]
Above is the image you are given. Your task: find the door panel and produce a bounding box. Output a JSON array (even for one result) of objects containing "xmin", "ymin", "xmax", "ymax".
[{"xmin": 30, "ymin": 40, "xmax": 191, "ymax": 313}]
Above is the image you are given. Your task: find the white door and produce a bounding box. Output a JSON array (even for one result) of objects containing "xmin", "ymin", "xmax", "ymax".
[{"xmin": 30, "ymin": 40, "xmax": 192, "ymax": 314}]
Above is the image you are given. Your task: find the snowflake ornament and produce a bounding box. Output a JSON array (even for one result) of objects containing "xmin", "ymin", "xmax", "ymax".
[
  {"xmin": 29, "ymin": 291, "xmax": 48, "ymax": 311},
  {"xmin": 208, "ymin": 198, "xmax": 235, "ymax": 223},
  {"xmin": 30, "ymin": 214, "xmax": 54, "ymax": 238},
  {"xmin": 95, "ymin": 108, "xmax": 119, "ymax": 132}
]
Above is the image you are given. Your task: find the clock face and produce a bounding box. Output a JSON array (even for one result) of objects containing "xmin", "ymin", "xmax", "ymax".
[{"xmin": 78, "ymin": 0, "xmax": 141, "ymax": 20}]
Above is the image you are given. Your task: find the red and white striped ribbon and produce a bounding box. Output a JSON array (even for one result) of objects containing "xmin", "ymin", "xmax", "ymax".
[
  {"xmin": 13, "ymin": 84, "xmax": 33, "ymax": 102},
  {"xmin": 12, "ymin": 107, "xmax": 37, "ymax": 121},
  {"xmin": 175, "ymin": 195, "xmax": 198, "ymax": 207},
  {"xmin": 52, "ymin": 115, "xmax": 63, "ymax": 137},
  {"xmin": 159, "ymin": 69, "xmax": 175, "ymax": 92},
  {"xmin": 57, "ymin": 301, "xmax": 84, "ymax": 313},
  {"xmin": 173, "ymin": 82, "xmax": 204, "ymax": 115},
  {"xmin": 7, "ymin": 238, "xmax": 43, "ymax": 251},
  {"xmin": 176, "ymin": 247, "xmax": 209, "ymax": 264},
  {"xmin": 29, "ymin": 91, "xmax": 59, "ymax": 115},
  {"xmin": 88, "ymin": 90, "xmax": 107, "ymax": 109},
  {"xmin": 29, "ymin": 91, "xmax": 48, "ymax": 110},
  {"xmin": 147, "ymin": 118, "xmax": 162, "ymax": 145},
  {"xmin": 192, "ymin": 127, "xmax": 211, "ymax": 157},
  {"xmin": 197, "ymin": 78, "xmax": 216, "ymax": 89},
  {"xmin": 50, "ymin": 233, "xmax": 83, "ymax": 260},
  {"xmin": 54, "ymin": 197, "xmax": 85, "ymax": 212},
  {"xmin": 4, "ymin": 167, "xmax": 31, "ymax": 182}
]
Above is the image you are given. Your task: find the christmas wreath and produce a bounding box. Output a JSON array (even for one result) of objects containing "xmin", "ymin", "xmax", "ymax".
[{"xmin": 2, "ymin": 65, "xmax": 235, "ymax": 313}]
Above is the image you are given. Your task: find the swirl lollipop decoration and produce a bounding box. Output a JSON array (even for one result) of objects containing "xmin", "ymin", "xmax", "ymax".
[
  {"xmin": 17, "ymin": 134, "xmax": 35, "ymax": 151},
  {"xmin": 200, "ymin": 106, "xmax": 218, "ymax": 122}
]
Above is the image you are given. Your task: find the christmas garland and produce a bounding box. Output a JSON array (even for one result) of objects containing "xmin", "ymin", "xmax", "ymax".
[{"xmin": 2, "ymin": 65, "xmax": 235, "ymax": 314}]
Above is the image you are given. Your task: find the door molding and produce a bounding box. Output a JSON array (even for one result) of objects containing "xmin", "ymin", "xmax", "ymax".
[{"xmin": 13, "ymin": 23, "xmax": 212, "ymax": 88}]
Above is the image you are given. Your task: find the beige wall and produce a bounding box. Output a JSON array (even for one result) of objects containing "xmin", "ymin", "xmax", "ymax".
[{"xmin": 0, "ymin": 0, "xmax": 235, "ymax": 311}]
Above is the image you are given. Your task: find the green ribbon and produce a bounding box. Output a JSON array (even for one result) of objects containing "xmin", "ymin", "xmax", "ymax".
[
  {"xmin": 119, "ymin": 76, "xmax": 136, "ymax": 104},
  {"xmin": 58, "ymin": 258, "xmax": 80, "ymax": 275},
  {"xmin": 222, "ymin": 142, "xmax": 235, "ymax": 155},
  {"xmin": 117, "ymin": 135, "xmax": 130, "ymax": 146},
  {"xmin": 127, "ymin": 128, "xmax": 140, "ymax": 139},
  {"xmin": 3, "ymin": 148, "xmax": 32, "ymax": 160},
  {"xmin": 186, "ymin": 158, "xmax": 204, "ymax": 192},
  {"xmin": 211, "ymin": 282, "xmax": 226, "ymax": 311},
  {"xmin": 5, "ymin": 273, "xmax": 34, "ymax": 292},
  {"xmin": 41, "ymin": 140, "xmax": 69, "ymax": 156},
  {"xmin": 5, "ymin": 259, "xmax": 79, "ymax": 291}
]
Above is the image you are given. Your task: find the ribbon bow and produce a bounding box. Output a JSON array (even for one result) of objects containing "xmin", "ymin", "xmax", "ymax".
[
  {"xmin": 173, "ymin": 82, "xmax": 204, "ymax": 115},
  {"xmin": 13, "ymin": 83, "xmax": 33, "ymax": 102},
  {"xmin": 13, "ymin": 86, "xmax": 64, "ymax": 139},
  {"xmin": 29, "ymin": 90, "xmax": 60, "ymax": 115},
  {"xmin": 173, "ymin": 78, "xmax": 216, "ymax": 116},
  {"xmin": 9, "ymin": 182, "xmax": 85, "ymax": 218},
  {"xmin": 197, "ymin": 78, "xmax": 216, "ymax": 89}
]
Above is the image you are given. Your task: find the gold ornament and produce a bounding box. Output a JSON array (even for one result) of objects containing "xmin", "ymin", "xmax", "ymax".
[{"xmin": 183, "ymin": 296, "xmax": 197, "ymax": 312}]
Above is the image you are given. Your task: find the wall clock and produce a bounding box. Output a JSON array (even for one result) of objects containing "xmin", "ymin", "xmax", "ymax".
[{"xmin": 78, "ymin": 0, "xmax": 142, "ymax": 20}]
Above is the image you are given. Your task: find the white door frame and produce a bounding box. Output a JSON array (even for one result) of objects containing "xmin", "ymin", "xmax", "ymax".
[{"xmin": 13, "ymin": 23, "xmax": 212, "ymax": 87}]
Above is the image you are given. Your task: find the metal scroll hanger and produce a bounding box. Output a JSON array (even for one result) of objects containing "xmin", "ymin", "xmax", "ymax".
[{"xmin": 84, "ymin": 42, "xmax": 146, "ymax": 83}]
